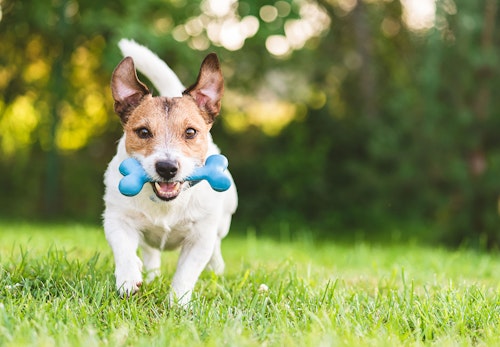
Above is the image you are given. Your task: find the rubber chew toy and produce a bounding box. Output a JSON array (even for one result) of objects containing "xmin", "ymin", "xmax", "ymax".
[
  {"xmin": 185, "ymin": 154, "xmax": 231, "ymax": 192},
  {"xmin": 118, "ymin": 154, "xmax": 231, "ymax": 196},
  {"xmin": 118, "ymin": 158, "xmax": 151, "ymax": 197}
]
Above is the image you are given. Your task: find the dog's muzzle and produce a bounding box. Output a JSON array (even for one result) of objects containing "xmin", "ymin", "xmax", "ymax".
[
  {"xmin": 151, "ymin": 160, "xmax": 182, "ymax": 201},
  {"xmin": 151, "ymin": 181, "xmax": 182, "ymax": 201},
  {"xmin": 155, "ymin": 160, "xmax": 178, "ymax": 180}
]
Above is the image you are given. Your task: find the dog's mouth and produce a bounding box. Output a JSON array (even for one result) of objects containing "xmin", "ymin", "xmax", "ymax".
[{"xmin": 151, "ymin": 181, "xmax": 182, "ymax": 201}]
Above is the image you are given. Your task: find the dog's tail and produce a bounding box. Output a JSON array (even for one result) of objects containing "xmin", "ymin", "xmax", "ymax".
[{"xmin": 118, "ymin": 39, "xmax": 185, "ymax": 97}]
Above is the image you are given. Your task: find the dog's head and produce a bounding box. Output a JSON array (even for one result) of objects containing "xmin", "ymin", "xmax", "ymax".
[{"xmin": 111, "ymin": 53, "xmax": 224, "ymax": 201}]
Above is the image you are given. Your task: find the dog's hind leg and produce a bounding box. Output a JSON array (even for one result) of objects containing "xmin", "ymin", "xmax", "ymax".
[
  {"xmin": 207, "ymin": 239, "xmax": 225, "ymax": 275},
  {"xmin": 206, "ymin": 212, "xmax": 232, "ymax": 274},
  {"xmin": 141, "ymin": 243, "xmax": 161, "ymax": 283}
]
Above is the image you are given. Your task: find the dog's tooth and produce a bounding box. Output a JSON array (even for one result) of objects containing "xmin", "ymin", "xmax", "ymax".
[{"xmin": 152, "ymin": 181, "xmax": 182, "ymax": 200}]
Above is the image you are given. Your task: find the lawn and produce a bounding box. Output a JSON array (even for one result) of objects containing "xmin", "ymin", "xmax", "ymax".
[{"xmin": 0, "ymin": 221, "xmax": 499, "ymax": 346}]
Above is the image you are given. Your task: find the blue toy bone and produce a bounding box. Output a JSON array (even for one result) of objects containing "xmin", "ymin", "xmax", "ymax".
[
  {"xmin": 118, "ymin": 158, "xmax": 152, "ymax": 197},
  {"xmin": 185, "ymin": 154, "xmax": 231, "ymax": 192},
  {"xmin": 118, "ymin": 154, "xmax": 231, "ymax": 197}
]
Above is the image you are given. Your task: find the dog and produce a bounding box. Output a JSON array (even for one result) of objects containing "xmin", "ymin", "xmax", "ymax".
[{"xmin": 103, "ymin": 40, "xmax": 238, "ymax": 305}]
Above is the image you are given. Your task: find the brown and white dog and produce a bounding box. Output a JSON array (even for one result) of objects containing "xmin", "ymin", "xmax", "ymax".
[{"xmin": 103, "ymin": 40, "xmax": 237, "ymax": 304}]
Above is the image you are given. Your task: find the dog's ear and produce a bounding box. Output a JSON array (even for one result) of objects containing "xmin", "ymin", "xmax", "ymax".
[
  {"xmin": 111, "ymin": 57, "xmax": 150, "ymax": 123},
  {"xmin": 184, "ymin": 53, "xmax": 224, "ymax": 122}
]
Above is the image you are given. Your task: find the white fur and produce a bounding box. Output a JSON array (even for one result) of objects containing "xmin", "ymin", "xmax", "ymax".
[{"xmin": 103, "ymin": 41, "xmax": 237, "ymax": 305}]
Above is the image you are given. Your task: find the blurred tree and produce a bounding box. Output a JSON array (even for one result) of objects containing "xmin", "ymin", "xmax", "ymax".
[
  {"xmin": 0, "ymin": 0, "xmax": 498, "ymax": 245},
  {"xmin": 0, "ymin": 0, "xmax": 112, "ymax": 216}
]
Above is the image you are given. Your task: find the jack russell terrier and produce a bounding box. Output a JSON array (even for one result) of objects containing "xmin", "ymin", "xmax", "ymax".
[{"xmin": 103, "ymin": 39, "xmax": 238, "ymax": 305}]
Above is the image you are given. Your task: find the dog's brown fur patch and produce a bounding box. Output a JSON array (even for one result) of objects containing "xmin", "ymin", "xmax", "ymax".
[
  {"xmin": 123, "ymin": 96, "xmax": 212, "ymax": 161},
  {"xmin": 111, "ymin": 53, "xmax": 224, "ymax": 163}
]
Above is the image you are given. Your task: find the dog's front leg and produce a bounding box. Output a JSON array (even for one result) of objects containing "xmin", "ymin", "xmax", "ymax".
[
  {"xmin": 104, "ymin": 216, "xmax": 143, "ymax": 297},
  {"xmin": 170, "ymin": 230, "xmax": 216, "ymax": 306}
]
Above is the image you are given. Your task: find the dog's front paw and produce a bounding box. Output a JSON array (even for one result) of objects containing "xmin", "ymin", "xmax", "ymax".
[
  {"xmin": 115, "ymin": 257, "xmax": 143, "ymax": 298},
  {"xmin": 117, "ymin": 278, "xmax": 143, "ymax": 298}
]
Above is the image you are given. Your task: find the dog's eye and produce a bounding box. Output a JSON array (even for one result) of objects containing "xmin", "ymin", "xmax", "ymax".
[
  {"xmin": 185, "ymin": 128, "xmax": 197, "ymax": 139},
  {"xmin": 135, "ymin": 127, "xmax": 152, "ymax": 139}
]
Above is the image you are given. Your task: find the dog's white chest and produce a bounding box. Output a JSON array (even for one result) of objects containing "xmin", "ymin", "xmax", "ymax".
[{"xmin": 141, "ymin": 220, "xmax": 192, "ymax": 250}]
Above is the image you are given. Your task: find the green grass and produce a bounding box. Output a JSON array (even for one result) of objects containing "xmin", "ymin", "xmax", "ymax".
[{"xmin": 1, "ymin": 221, "xmax": 500, "ymax": 346}]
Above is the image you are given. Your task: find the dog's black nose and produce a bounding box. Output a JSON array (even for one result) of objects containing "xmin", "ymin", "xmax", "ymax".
[{"xmin": 155, "ymin": 160, "xmax": 178, "ymax": 180}]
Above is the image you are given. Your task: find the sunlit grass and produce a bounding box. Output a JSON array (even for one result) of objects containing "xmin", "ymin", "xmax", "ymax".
[{"xmin": 1, "ymin": 221, "xmax": 500, "ymax": 346}]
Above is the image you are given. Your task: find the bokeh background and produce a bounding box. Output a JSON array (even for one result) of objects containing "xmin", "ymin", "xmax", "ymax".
[{"xmin": 0, "ymin": 0, "xmax": 499, "ymax": 246}]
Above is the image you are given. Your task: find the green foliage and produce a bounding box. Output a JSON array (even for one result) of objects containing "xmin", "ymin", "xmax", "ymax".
[
  {"xmin": 0, "ymin": 0, "xmax": 499, "ymax": 244},
  {"xmin": 1, "ymin": 222, "xmax": 500, "ymax": 346}
]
